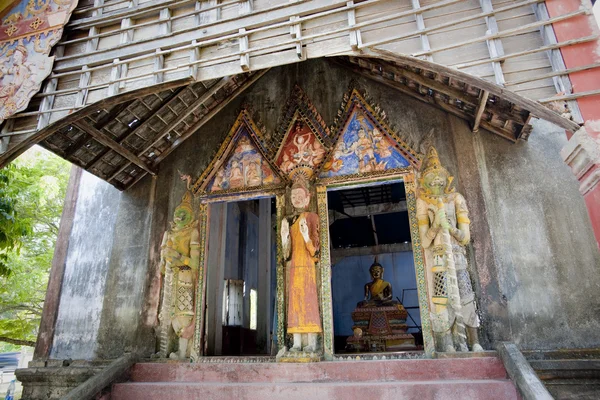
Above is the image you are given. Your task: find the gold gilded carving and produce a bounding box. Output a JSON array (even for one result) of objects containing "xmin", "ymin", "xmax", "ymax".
[
  {"xmin": 416, "ymin": 146, "xmax": 483, "ymax": 353},
  {"xmin": 0, "ymin": 0, "xmax": 78, "ymax": 123}
]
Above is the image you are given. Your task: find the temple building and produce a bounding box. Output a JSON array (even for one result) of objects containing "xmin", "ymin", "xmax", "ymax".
[{"xmin": 1, "ymin": 0, "xmax": 600, "ymax": 399}]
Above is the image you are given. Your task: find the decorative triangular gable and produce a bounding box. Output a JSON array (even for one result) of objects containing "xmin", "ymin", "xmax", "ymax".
[
  {"xmin": 319, "ymin": 89, "xmax": 420, "ymax": 181},
  {"xmin": 271, "ymin": 85, "xmax": 331, "ymax": 177},
  {"xmin": 193, "ymin": 111, "xmax": 283, "ymax": 195},
  {"xmin": 275, "ymin": 111, "xmax": 328, "ymax": 176}
]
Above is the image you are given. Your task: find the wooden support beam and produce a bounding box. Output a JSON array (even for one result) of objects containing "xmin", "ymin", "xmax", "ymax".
[
  {"xmin": 367, "ymin": 49, "xmax": 581, "ymax": 133},
  {"xmin": 0, "ymin": 77, "xmax": 193, "ymax": 169},
  {"xmin": 479, "ymin": 0, "xmax": 505, "ymax": 86},
  {"xmin": 506, "ymin": 63, "xmax": 600, "ymax": 86},
  {"xmin": 538, "ymin": 89, "xmax": 600, "ymax": 104},
  {"xmin": 532, "ymin": 3, "xmax": 583, "ymax": 123},
  {"xmin": 452, "ymin": 35, "xmax": 598, "ymax": 69},
  {"xmin": 331, "ymin": 243, "xmax": 412, "ymax": 264},
  {"xmin": 341, "ymin": 60, "xmax": 518, "ymax": 142},
  {"xmin": 86, "ymin": 86, "xmax": 186, "ymax": 172},
  {"xmin": 472, "ymin": 90, "xmax": 489, "ymax": 133},
  {"xmin": 330, "ymin": 200, "xmax": 407, "ymax": 220},
  {"xmin": 409, "ymin": 7, "xmax": 587, "ymax": 58},
  {"xmin": 123, "ymin": 70, "xmax": 270, "ymax": 189},
  {"xmin": 107, "ymin": 77, "xmax": 230, "ymax": 183},
  {"xmin": 73, "ymin": 120, "xmax": 158, "ymax": 176},
  {"xmin": 411, "ymin": 0, "xmax": 431, "ymax": 62},
  {"xmin": 364, "ymin": 59, "xmax": 527, "ymax": 124}
]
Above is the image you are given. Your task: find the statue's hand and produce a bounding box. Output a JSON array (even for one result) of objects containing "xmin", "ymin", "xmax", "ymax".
[
  {"xmin": 434, "ymin": 208, "xmax": 447, "ymax": 229},
  {"xmin": 162, "ymin": 248, "xmax": 181, "ymax": 262},
  {"xmin": 281, "ymin": 218, "xmax": 290, "ymax": 245},
  {"xmin": 299, "ymin": 217, "xmax": 310, "ymax": 243},
  {"xmin": 440, "ymin": 217, "xmax": 451, "ymax": 231}
]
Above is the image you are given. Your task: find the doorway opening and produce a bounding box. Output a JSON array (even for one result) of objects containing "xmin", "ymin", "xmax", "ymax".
[
  {"xmin": 328, "ymin": 181, "xmax": 423, "ymax": 354},
  {"xmin": 204, "ymin": 198, "xmax": 277, "ymax": 356}
]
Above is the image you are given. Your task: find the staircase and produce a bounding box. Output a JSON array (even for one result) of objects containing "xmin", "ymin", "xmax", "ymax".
[
  {"xmin": 525, "ymin": 349, "xmax": 600, "ymax": 400},
  {"xmin": 111, "ymin": 356, "xmax": 518, "ymax": 400}
]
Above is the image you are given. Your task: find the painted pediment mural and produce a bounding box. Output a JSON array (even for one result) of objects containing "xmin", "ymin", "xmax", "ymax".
[
  {"xmin": 194, "ymin": 111, "xmax": 283, "ymax": 195},
  {"xmin": 0, "ymin": 0, "xmax": 78, "ymax": 122},
  {"xmin": 194, "ymin": 87, "xmax": 422, "ymax": 197},
  {"xmin": 275, "ymin": 115, "xmax": 327, "ymax": 175},
  {"xmin": 319, "ymin": 90, "xmax": 420, "ymax": 182}
]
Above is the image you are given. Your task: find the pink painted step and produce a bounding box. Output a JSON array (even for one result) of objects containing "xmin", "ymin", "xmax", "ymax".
[
  {"xmin": 112, "ymin": 380, "xmax": 518, "ymax": 400},
  {"xmin": 112, "ymin": 358, "xmax": 519, "ymax": 400},
  {"xmin": 129, "ymin": 357, "xmax": 508, "ymax": 383}
]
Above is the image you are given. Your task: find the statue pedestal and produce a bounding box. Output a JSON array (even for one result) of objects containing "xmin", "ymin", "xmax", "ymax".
[{"xmin": 346, "ymin": 305, "xmax": 416, "ymax": 352}]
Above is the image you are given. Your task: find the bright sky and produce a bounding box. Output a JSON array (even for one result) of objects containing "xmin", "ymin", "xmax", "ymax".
[{"xmin": 595, "ymin": 2, "xmax": 600, "ymax": 28}]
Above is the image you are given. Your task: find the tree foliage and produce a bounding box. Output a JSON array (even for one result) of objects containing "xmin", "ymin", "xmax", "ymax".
[
  {"xmin": 0, "ymin": 164, "xmax": 31, "ymax": 277},
  {"xmin": 0, "ymin": 148, "xmax": 71, "ymax": 351}
]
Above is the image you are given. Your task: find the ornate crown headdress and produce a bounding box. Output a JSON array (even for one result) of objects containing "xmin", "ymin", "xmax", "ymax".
[
  {"xmin": 419, "ymin": 146, "xmax": 455, "ymax": 194},
  {"xmin": 175, "ymin": 191, "xmax": 194, "ymax": 214},
  {"xmin": 288, "ymin": 165, "xmax": 314, "ymax": 183}
]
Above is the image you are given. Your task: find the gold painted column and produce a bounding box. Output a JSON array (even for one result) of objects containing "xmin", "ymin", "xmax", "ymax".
[
  {"xmin": 316, "ymin": 185, "xmax": 334, "ymax": 360},
  {"xmin": 193, "ymin": 202, "xmax": 209, "ymax": 359},
  {"xmin": 405, "ymin": 173, "xmax": 435, "ymax": 356}
]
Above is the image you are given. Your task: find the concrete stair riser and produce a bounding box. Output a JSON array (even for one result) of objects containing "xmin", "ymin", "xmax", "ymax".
[
  {"xmin": 112, "ymin": 357, "xmax": 518, "ymax": 400},
  {"xmin": 130, "ymin": 357, "xmax": 508, "ymax": 383}
]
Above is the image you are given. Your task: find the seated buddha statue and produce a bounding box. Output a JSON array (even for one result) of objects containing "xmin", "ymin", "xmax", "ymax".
[
  {"xmin": 347, "ymin": 259, "xmax": 416, "ymax": 352},
  {"xmin": 357, "ymin": 261, "xmax": 399, "ymax": 308}
]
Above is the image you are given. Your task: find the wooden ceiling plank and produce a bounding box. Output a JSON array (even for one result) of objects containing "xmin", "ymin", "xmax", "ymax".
[
  {"xmin": 107, "ymin": 76, "xmax": 231, "ymax": 184},
  {"xmin": 123, "ymin": 69, "xmax": 270, "ymax": 190},
  {"xmin": 73, "ymin": 120, "xmax": 158, "ymax": 176},
  {"xmin": 86, "ymin": 85, "xmax": 189, "ymax": 173}
]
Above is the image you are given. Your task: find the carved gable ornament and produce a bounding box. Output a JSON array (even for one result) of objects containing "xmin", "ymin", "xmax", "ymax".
[
  {"xmin": 193, "ymin": 110, "xmax": 284, "ymax": 196},
  {"xmin": 272, "ymin": 85, "xmax": 331, "ymax": 178},
  {"xmin": 318, "ymin": 89, "xmax": 421, "ymax": 183},
  {"xmin": 0, "ymin": 0, "xmax": 77, "ymax": 123}
]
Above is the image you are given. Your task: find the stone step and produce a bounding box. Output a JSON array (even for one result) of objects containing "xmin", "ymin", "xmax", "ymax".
[
  {"xmin": 112, "ymin": 379, "xmax": 518, "ymax": 400},
  {"xmin": 130, "ymin": 357, "xmax": 508, "ymax": 383}
]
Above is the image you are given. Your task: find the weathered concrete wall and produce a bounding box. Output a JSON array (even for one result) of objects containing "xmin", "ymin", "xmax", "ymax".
[
  {"xmin": 50, "ymin": 58, "xmax": 600, "ymax": 360},
  {"xmin": 469, "ymin": 118, "xmax": 600, "ymax": 349},
  {"xmin": 51, "ymin": 172, "xmax": 122, "ymax": 360}
]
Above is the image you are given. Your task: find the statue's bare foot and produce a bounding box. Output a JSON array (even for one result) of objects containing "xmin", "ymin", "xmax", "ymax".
[
  {"xmin": 445, "ymin": 345, "xmax": 456, "ymax": 353},
  {"xmin": 303, "ymin": 346, "xmax": 316, "ymax": 353},
  {"xmin": 169, "ymin": 352, "xmax": 180, "ymax": 360},
  {"xmin": 472, "ymin": 343, "xmax": 484, "ymax": 352}
]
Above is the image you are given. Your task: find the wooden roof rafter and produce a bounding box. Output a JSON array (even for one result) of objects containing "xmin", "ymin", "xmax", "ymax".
[
  {"xmin": 335, "ymin": 52, "xmax": 580, "ymax": 142},
  {"xmin": 38, "ymin": 70, "xmax": 270, "ymax": 191}
]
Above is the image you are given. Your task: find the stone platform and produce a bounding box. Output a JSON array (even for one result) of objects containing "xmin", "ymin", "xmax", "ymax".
[{"xmin": 111, "ymin": 356, "xmax": 518, "ymax": 400}]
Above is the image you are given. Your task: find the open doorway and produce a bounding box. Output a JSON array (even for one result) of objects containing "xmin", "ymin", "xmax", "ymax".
[
  {"xmin": 328, "ymin": 181, "xmax": 423, "ymax": 354},
  {"xmin": 204, "ymin": 198, "xmax": 277, "ymax": 356}
]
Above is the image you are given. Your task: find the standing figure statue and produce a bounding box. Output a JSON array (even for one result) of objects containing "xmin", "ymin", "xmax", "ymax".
[
  {"xmin": 157, "ymin": 190, "xmax": 200, "ymax": 359},
  {"xmin": 280, "ymin": 169, "xmax": 322, "ymax": 355},
  {"xmin": 416, "ymin": 146, "xmax": 483, "ymax": 353}
]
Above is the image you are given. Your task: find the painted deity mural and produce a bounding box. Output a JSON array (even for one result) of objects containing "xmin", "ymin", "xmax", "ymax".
[
  {"xmin": 276, "ymin": 120, "xmax": 326, "ymax": 174},
  {"xmin": 0, "ymin": 0, "xmax": 77, "ymax": 122},
  {"xmin": 320, "ymin": 107, "xmax": 410, "ymax": 178},
  {"xmin": 207, "ymin": 129, "xmax": 281, "ymax": 192}
]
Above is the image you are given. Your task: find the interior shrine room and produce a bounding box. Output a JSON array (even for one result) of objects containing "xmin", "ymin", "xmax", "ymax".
[{"xmin": 328, "ymin": 182, "xmax": 423, "ymax": 353}]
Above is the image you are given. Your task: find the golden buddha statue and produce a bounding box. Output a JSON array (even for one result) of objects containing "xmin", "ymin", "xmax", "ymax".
[
  {"xmin": 357, "ymin": 261, "xmax": 397, "ymax": 307},
  {"xmin": 347, "ymin": 260, "xmax": 415, "ymax": 352}
]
